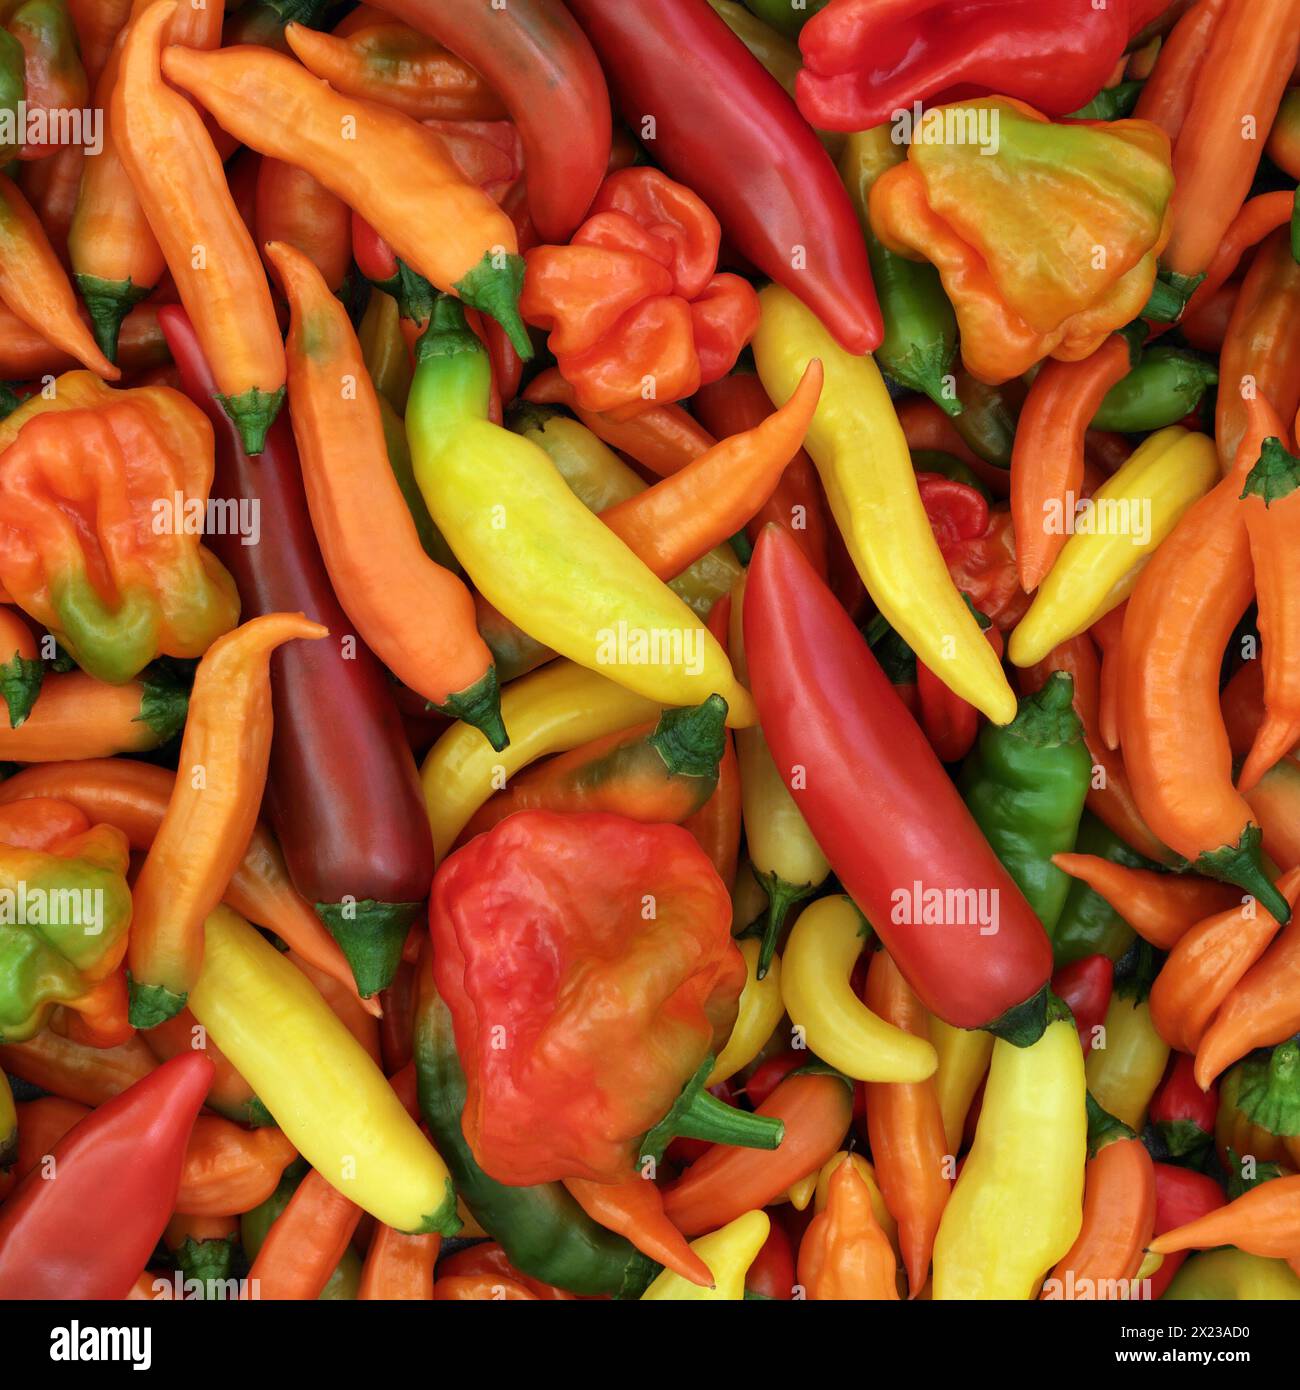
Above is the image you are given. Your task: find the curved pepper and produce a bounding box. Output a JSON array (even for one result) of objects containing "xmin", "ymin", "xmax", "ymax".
[
  {"xmin": 928, "ymin": 1018, "xmax": 992, "ymax": 1156},
  {"xmin": 1152, "ymin": 1173, "xmax": 1300, "ymax": 1261},
  {"xmin": 0, "ymin": 797, "xmax": 132, "ymax": 1043},
  {"xmin": 640, "ymin": 1210, "xmax": 769, "ymax": 1302},
  {"xmin": 797, "ymin": 1157, "xmax": 898, "ymax": 1301},
  {"xmin": 869, "ymin": 99, "xmax": 1173, "ymax": 385},
  {"xmin": 708, "ymin": 937, "xmax": 784, "ymax": 1087},
  {"xmin": 933, "ymin": 997, "xmax": 1087, "ymax": 1299}
]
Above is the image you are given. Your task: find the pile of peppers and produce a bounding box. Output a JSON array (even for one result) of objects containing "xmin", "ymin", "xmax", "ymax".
[{"xmin": 1, "ymin": 0, "xmax": 1300, "ymax": 1315}]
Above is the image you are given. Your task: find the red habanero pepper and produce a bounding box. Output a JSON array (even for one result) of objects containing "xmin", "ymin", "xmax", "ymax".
[
  {"xmin": 0, "ymin": 1052, "xmax": 211, "ymax": 1299},
  {"xmin": 744, "ymin": 524, "xmax": 1053, "ymax": 1041},
  {"xmin": 158, "ymin": 307, "xmax": 435, "ymax": 1001},
  {"xmin": 1146, "ymin": 1163, "xmax": 1226, "ymax": 1299},
  {"xmin": 565, "ymin": 0, "xmax": 881, "ymax": 356},
  {"xmin": 1149, "ymin": 1053, "xmax": 1217, "ymax": 1159},
  {"xmin": 1051, "ymin": 955, "xmax": 1114, "ymax": 1054}
]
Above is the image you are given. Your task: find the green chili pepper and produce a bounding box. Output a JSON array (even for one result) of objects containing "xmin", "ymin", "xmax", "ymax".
[
  {"xmin": 951, "ymin": 370, "xmax": 1023, "ymax": 467},
  {"xmin": 240, "ymin": 1158, "xmax": 361, "ymax": 1300},
  {"xmin": 839, "ymin": 130, "xmax": 961, "ymax": 418},
  {"xmin": 1091, "ymin": 347, "xmax": 1218, "ymax": 432},
  {"xmin": 959, "ymin": 671, "xmax": 1091, "ymax": 934},
  {"xmin": 741, "ymin": 0, "xmax": 829, "ymax": 40},
  {"xmin": 1050, "ymin": 813, "xmax": 1148, "ymax": 966},
  {"xmin": 414, "ymin": 967, "xmax": 658, "ymax": 1300},
  {"xmin": 1068, "ymin": 81, "xmax": 1144, "ymax": 122},
  {"xmin": 1165, "ymin": 1248, "xmax": 1300, "ymax": 1300}
]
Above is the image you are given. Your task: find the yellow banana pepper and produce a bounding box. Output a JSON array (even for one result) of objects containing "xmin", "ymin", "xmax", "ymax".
[
  {"xmin": 933, "ymin": 998, "xmax": 1086, "ymax": 1299},
  {"xmin": 189, "ymin": 907, "xmax": 459, "ymax": 1235},
  {"xmin": 786, "ymin": 1172, "xmax": 818, "ymax": 1211},
  {"xmin": 708, "ymin": 938, "xmax": 784, "ymax": 1087},
  {"xmin": 1084, "ymin": 988, "xmax": 1170, "ymax": 1133},
  {"xmin": 781, "ymin": 895, "xmax": 938, "ymax": 1083},
  {"xmin": 1009, "ymin": 427, "xmax": 1219, "ymax": 668},
  {"xmin": 640, "ymin": 1209, "xmax": 770, "ymax": 1301},
  {"xmin": 752, "ymin": 284, "xmax": 1016, "ymax": 725},
  {"xmin": 407, "ymin": 297, "xmax": 754, "ymax": 725},
  {"xmin": 420, "ymin": 659, "xmax": 659, "ymax": 859},
  {"xmin": 928, "ymin": 1016, "xmax": 994, "ymax": 1156}
]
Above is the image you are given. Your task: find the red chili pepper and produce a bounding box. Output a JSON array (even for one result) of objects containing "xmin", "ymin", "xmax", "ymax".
[
  {"xmin": 746, "ymin": 1218, "xmax": 796, "ymax": 1300},
  {"xmin": 740, "ymin": 1053, "xmax": 803, "ymax": 1111},
  {"xmin": 1051, "ymin": 955, "xmax": 1114, "ymax": 1054},
  {"xmin": 744, "ymin": 524, "xmax": 1053, "ymax": 1041},
  {"xmin": 1146, "ymin": 1163, "xmax": 1226, "ymax": 1299},
  {"xmin": 1149, "ymin": 1053, "xmax": 1218, "ymax": 1160},
  {"xmin": 0, "ymin": 1052, "xmax": 212, "ymax": 1299},
  {"xmin": 565, "ymin": 0, "xmax": 880, "ymax": 356}
]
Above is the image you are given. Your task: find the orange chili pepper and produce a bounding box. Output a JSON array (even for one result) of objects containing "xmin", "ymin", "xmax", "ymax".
[
  {"xmin": 796, "ymin": 1155, "xmax": 899, "ymax": 1301},
  {"xmin": 598, "ymin": 361, "xmax": 822, "ymax": 580},
  {"xmin": 0, "ymin": 1029, "xmax": 155, "ymax": 1105},
  {"xmin": 0, "ymin": 298, "xmax": 160, "ymax": 377},
  {"xmin": 142, "ymin": 1007, "xmax": 265, "ymax": 1125},
  {"xmin": 1132, "ymin": 0, "xmax": 1229, "ymax": 140},
  {"xmin": 255, "ymin": 159, "xmax": 351, "ymax": 296},
  {"xmin": 1090, "ymin": 603, "xmax": 1126, "ymax": 753},
  {"xmin": 1245, "ymin": 756, "xmax": 1300, "ymax": 874},
  {"xmin": 565, "ymin": 1176, "xmax": 712, "ymax": 1288},
  {"xmin": 114, "ymin": 2, "xmax": 286, "ymax": 454},
  {"xmin": 1011, "ymin": 334, "xmax": 1134, "ymax": 592},
  {"xmin": 863, "ymin": 949, "xmax": 950, "ymax": 1297},
  {"xmin": 0, "ymin": 671, "xmax": 183, "ymax": 762},
  {"xmin": 162, "ymin": 39, "xmax": 530, "ymax": 362},
  {"xmin": 434, "ymin": 1273, "xmax": 538, "ymax": 1301},
  {"xmin": 1052, "ymin": 854, "xmax": 1241, "ymax": 953},
  {"xmin": 265, "ymin": 240, "xmax": 504, "ymax": 744},
  {"xmin": 0, "ymin": 172, "xmax": 116, "ymax": 378},
  {"xmin": 286, "ymin": 19, "xmax": 505, "ymax": 123},
  {"xmin": 174, "ymin": 1117, "xmax": 297, "ymax": 1218},
  {"xmin": 1116, "ymin": 394, "xmax": 1289, "ymax": 917},
  {"xmin": 286, "ymin": 950, "xmax": 382, "ymax": 1066},
  {"xmin": 435, "ymin": 1240, "xmax": 578, "ymax": 1300},
  {"xmin": 59, "ymin": 970, "xmax": 132, "ymax": 1049},
  {"xmin": 127, "ymin": 612, "xmax": 328, "ymax": 1028},
  {"xmin": 358, "ymin": 1223, "xmax": 439, "ymax": 1300},
  {"xmin": 662, "ymin": 1072, "xmax": 853, "ymax": 1238},
  {"xmin": 247, "ymin": 1166, "xmax": 361, "ymax": 1300},
  {"xmin": 1237, "ymin": 438, "xmax": 1300, "ymax": 792},
  {"xmin": 1196, "ymin": 877, "xmax": 1300, "ymax": 1087},
  {"xmin": 0, "ymin": 759, "xmax": 377, "ymax": 1017},
  {"xmin": 66, "ymin": 0, "xmax": 133, "ymax": 86},
  {"xmin": 1147, "ymin": 870, "xmax": 1300, "ymax": 1056},
  {"xmin": 1150, "ymin": 1174, "xmax": 1300, "ymax": 1260},
  {"xmin": 1216, "ymin": 229, "xmax": 1300, "ymax": 473},
  {"xmin": 1182, "ymin": 190, "xmax": 1294, "ymax": 324}
]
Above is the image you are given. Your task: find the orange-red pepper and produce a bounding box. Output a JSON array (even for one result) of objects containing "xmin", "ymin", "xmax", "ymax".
[
  {"xmin": 1150, "ymin": 1174, "xmax": 1300, "ymax": 1261},
  {"xmin": 358, "ymin": 1224, "xmax": 439, "ymax": 1300},
  {"xmin": 248, "ymin": 1166, "xmax": 361, "ymax": 1300},
  {"xmin": 0, "ymin": 1028, "xmax": 155, "ymax": 1105},
  {"xmin": 797, "ymin": 1155, "xmax": 899, "ymax": 1301},
  {"xmin": 255, "ymin": 158, "xmax": 351, "ymax": 296}
]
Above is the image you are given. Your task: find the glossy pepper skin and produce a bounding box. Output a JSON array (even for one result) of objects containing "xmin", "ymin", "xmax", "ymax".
[
  {"xmin": 160, "ymin": 307, "xmax": 436, "ymax": 1000},
  {"xmin": 414, "ymin": 958, "xmax": 656, "ymax": 1299},
  {"xmin": 745, "ymin": 524, "xmax": 1052, "ymax": 1040},
  {"xmin": 0, "ymin": 1051, "xmax": 211, "ymax": 1300},
  {"xmin": 869, "ymin": 99, "xmax": 1173, "ymax": 385},
  {"xmin": 1150, "ymin": 1053, "xmax": 1217, "ymax": 1159},
  {"xmin": 959, "ymin": 672, "xmax": 1091, "ymax": 936},
  {"xmin": 0, "ymin": 798, "xmax": 132, "ymax": 1043},
  {"xmin": 565, "ymin": 0, "xmax": 880, "ymax": 356}
]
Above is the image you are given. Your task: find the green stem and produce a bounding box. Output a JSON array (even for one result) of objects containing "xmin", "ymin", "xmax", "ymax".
[
  {"xmin": 452, "ymin": 248, "xmax": 532, "ymax": 361},
  {"xmin": 640, "ymin": 1056, "xmax": 784, "ymax": 1167},
  {"xmin": 983, "ymin": 983, "xmax": 1049, "ymax": 1047},
  {"xmin": 1195, "ymin": 825, "xmax": 1291, "ymax": 925},
  {"xmin": 750, "ymin": 869, "xmax": 816, "ymax": 979},
  {"xmin": 315, "ymin": 899, "xmax": 421, "ymax": 998},
  {"xmin": 127, "ymin": 977, "xmax": 187, "ymax": 1029},
  {"xmin": 648, "ymin": 695, "xmax": 728, "ymax": 778},
  {"xmin": 431, "ymin": 665, "xmax": 508, "ymax": 752},
  {"xmin": 217, "ymin": 385, "xmax": 286, "ymax": 457}
]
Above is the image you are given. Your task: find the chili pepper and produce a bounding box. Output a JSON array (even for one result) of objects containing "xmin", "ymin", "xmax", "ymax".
[
  {"xmin": 1147, "ymin": 1162, "xmax": 1227, "ymax": 1299},
  {"xmin": 254, "ymin": 159, "xmax": 350, "ymax": 297},
  {"xmin": 164, "ymin": 1213, "xmax": 237, "ymax": 1300},
  {"xmin": 1010, "ymin": 427, "xmax": 1219, "ymax": 669},
  {"xmin": 0, "ymin": 299, "xmax": 165, "ymax": 379},
  {"xmin": 682, "ymin": 601, "xmax": 742, "ymax": 892},
  {"xmin": 1246, "ymin": 755, "xmax": 1300, "ymax": 874},
  {"xmin": 563, "ymin": 1173, "xmax": 714, "ymax": 1288},
  {"xmin": 869, "ymin": 101, "xmax": 1172, "ymax": 385},
  {"xmin": 663, "ymin": 1070, "xmax": 853, "ymax": 1238},
  {"xmin": 1217, "ymin": 228, "xmax": 1300, "ymax": 472},
  {"xmin": 1237, "ymin": 439, "xmax": 1300, "ymax": 791},
  {"xmin": 1042, "ymin": 1096, "xmax": 1155, "ymax": 1300},
  {"xmin": 1159, "ymin": 0, "xmax": 1300, "ymax": 299},
  {"xmin": 1052, "ymin": 956, "xmax": 1114, "ymax": 1053},
  {"xmin": 162, "ymin": 43, "xmax": 530, "ymax": 362},
  {"xmin": 126, "ymin": 613, "xmax": 325, "ymax": 1026},
  {"xmin": 1165, "ymin": 1246, "xmax": 1300, "ymax": 1299},
  {"xmin": 635, "ymin": 1210, "xmax": 766, "ymax": 1302},
  {"xmin": 796, "ymin": 1157, "xmax": 899, "ymax": 1301},
  {"xmin": 1151, "ymin": 1053, "xmax": 1217, "ymax": 1158},
  {"xmin": 0, "ymin": 1051, "xmax": 211, "ymax": 1299},
  {"xmin": 949, "ymin": 371, "xmax": 1026, "ymax": 470},
  {"xmin": 0, "ymin": 1027, "xmax": 154, "ymax": 1105},
  {"xmin": 8, "ymin": 0, "xmax": 87, "ymax": 160},
  {"xmin": 248, "ymin": 1166, "xmax": 363, "ymax": 1301},
  {"xmin": 407, "ymin": 298, "xmax": 753, "ymax": 725},
  {"xmin": 707, "ymin": 938, "xmax": 784, "ymax": 1088},
  {"xmin": 190, "ymin": 906, "xmax": 457, "ymax": 1235},
  {"xmin": 161, "ymin": 307, "xmax": 436, "ymax": 1000},
  {"xmin": 747, "ymin": 523, "xmax": 1051, "ymax": 1037},
  {"xmin": 1085, "ymin": 977, "xmax": 1170, "ymax": 1133},
  {"xmin": 565, "ymin": 0, "xmax": 879, "ymax": 355},
  {"xmin": 753, "ymin": 285, "xmax": 1013, "ymax": 723},
  {"xmin": 114, "ymin": 5, "xmax": 284, "ymax": 453},
  {"xmin": 240, "ymin": 1159, "xmax": 361, "ymax": 1302},
  {"xmin": 1182, "ymin": 190, "xmax": 1296, "ymax": 324},
  {"xmin": 927, "ymin": 1020, "xmax": 992, "ymax": 1156},
  {"xmin": 141, "ymin": 1006, "xmax": 265, "ymax": 1126},
  {"xmin": 433, "ymin": 1273, "xmax": 536, "ymax": 1300},
  {"xmin": 0, "ymin": 759, "xmax": 374, "ymax": 1014},
  {"xmin": 1091, "ymin": 347, "xmax": 1219, "ymax": 432},
  {"xmin": 0, "ymin": 669, "xmax": 181, "ymax": 761},
  {"xmin": 1152, "ymin": 1172, "xmax": 1300, "ymax": 1259},
  {"xmin": 358, "ymin": 1224, "xmax": 438, "ymax": 1301},
  {"xmin": 745, "ymin": 1220, "xmax": 796, "ymax": 1300},
  {"xmin": 170, "ymin": 1115, "xmax": 297, "ymax": 1217},
  {"xmin": 0, "ymin": 605, "xmax": 38, "ymax": 727},
  {"xmin": 359, "ymin": 290, "xmax": 412, "ymax": 417},
  {"xmin": 1132, "ymin": 0, "xmax": 1225, "ymax": 139},
  {"xmin": 741, "ymin": 1052, "xmax": 803, "ymax": 1111},
  {"xmin": 782, "ymin": 897, "xmax": 938, "ymax": 1084},
  {"xmin": 1218, "ymin": 1044, "xmax": 1300, "ymax": 1171},
  {"xmin": 414, "ymin": 961, "xmax": 655, "ymax": 1298},
  {"xmin": 1118, "ymin": 394, "xmax": 1291, "ymax": 917},
  {"xmin": 797, "ymin": 0, "xmax": 1161, "ymax": 130}
]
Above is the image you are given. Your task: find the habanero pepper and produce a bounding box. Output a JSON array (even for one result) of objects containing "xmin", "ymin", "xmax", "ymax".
[
  {"xmin": 161, "ymin": 307, "xmax": 437, "ymax": 1000},
  {"xmin": 797, "ymin": 1157, "xmax": 899, "ymax": 1301},
  {"xmin": 1216, "ymin": 1044, "xmax": 1300, "ymax": 1172}
]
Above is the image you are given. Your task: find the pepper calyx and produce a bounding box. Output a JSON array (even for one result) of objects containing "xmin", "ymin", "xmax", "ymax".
[
  {"xmin": 648, "ymin": 694, "xmax": 728, "ymax": 780},
  {"xmin": 431, "ymin": 665, "xmax": 509, "ymax": 752},
  {"xmin": 314, "ymin": 899, "xmax": 421, "ymax": 998}
]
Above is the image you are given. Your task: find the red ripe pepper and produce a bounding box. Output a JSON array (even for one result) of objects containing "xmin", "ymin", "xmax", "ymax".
[
  {"xmin": 744, "ymin": 523, "xmax": 1053, "ymax": 1042},
  {"xmin": 565, "ymin": 0, "xmax": 880, "ymax": 356},
  {"xmin": 917, "ymin": 473, "xmax": 990, "ymax": 555},
  {"xmin": 1051, "ymin": 955, "xmax": 1114, "ymax": 1054},
  {"xmin": 0, "ymin": 1052, "xmax": 211, "ymax": 1299},
  {"xmin": 1147, "ymin": 1163, "xmax": 1225, "ymax": 1299},
  {"xmin": 797, "ymin": 0, "xmax": 1168, "ymax": 132},
  {"xmin": 1149, "ymin": 1053, "xmax": 1217, "ymax": 1160},
  {"xmin": 944, "ymin": 507, "xmax": 1030, "ymax": 632},
  {"xmin": 740, "ymin": 1052, "xmax": 803, "ymax": 1110},
  {"xmin": 746, "ymin": 1218, "xmax": 797, "ymax": 1300}
]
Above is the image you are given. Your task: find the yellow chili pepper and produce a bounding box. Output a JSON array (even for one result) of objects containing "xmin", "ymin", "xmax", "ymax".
[
  {"xmin": 781, "ymin": 896, "xmax": 938, "ymax": 1083},
  {"xmin": 786, "ymin": 1172, "xmax": 817, "ymax": 1211},
  {"xmin": 928, "ymin": 1016, "xmax": 994, "ymax": 1156},
  {"xmin": 752, "ymin": 283, "xmax": 1015, "ymax": 725},
  {"xmin": 420, "ymin": 659, "xmax": 660, "ymax": 859},
  {"xmin": 1084, "ymin": 988, "xmax": 1170, "ymax": 1133},
  {"xmin": 358, "ymin": 289, "xmax": 412, "ymax": 418},
  {"xmin": 812, "ymin": 1151, "xmax": 900, "ymax": 1258},
  {"xmin": 407, "ymin": 298, "xmax": 754, "ymax": 725},
  {"xmin": 708, "ymin": 939, "xmax": 784, "ymax": 1087},
  {"xmin": 640, "ymin": 1209, "xmax": 770, "ymax": 1301},
  {"xmin": 1009, "ymin": 427, "xmax": 1219, "ymax": 668},
  {"xmin": 188, "ymin": 906, "xmax": 459, "ymax": 1236},
  {"xmin": 933, "ymin": 998, "xmax": 1086, "ymax": 1299}
]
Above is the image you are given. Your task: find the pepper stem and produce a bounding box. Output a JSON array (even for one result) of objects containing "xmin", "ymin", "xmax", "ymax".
[
  {"xmin": 315, "ymin": 899, "xmax": 421, "ymax": 997},
  {"xmin": 452, "ymin": 248, "xmax": 533, "ymax": 361},
  {"xmin": 750, "ymin": 869, "xmax": 816, "ymax": 979},
  {"xmin": 640, "ymin": 1057, "xmax": 784, "ymax": 1168},
  {"xmin": 217, "ymin": 385, "xmax": 287, "ymax": 457},
  {"xmin": 1143, "ymin": 269, "xmax": 1205, "ymax": 324},
  {"xmin": 75, "ymin": 273, "xmax": 150, "ymax": 364},
  {"xmin": 983, "ymin": 983, "xmax": 1049, "ymax": 1047},
  {"xmin": 648, "ymin": 694, "xmax": 728, "ymax": 779},
  {"xmin": 127, "ymin": 976, "xmax": 187, "ymax": 1029},
  {"xmin": 431, "ymin": 665, "xmax": 509, "ymax": 752},
  {"xmin": 1085, "ymin": 1091, "xmax": 1135, "ymax": 1157},
  {"xmin": 1195, "ymin": 826, "xmax": 1291, "ymax": 925},
  {"xmin": 1240, "ymin": 438, "xmax": 1300, "ymax": 506},
  {"xmin": 1236, "ymin": 1042, "xmax": 1300, "ymax": 1137}
]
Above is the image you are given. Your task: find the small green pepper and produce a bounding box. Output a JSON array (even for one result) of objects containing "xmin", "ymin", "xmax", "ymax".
[
  {"xmin": 1051, "ymin": 813, "xmax": 1148, "ymax": 966},
  {"xmin": 1091, "ymin": 347, "xmax": 1219, "ymax": 432},
  {"xmin": 951, "ymin": 370, "xmax": 1024, "ymax": 467}
]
